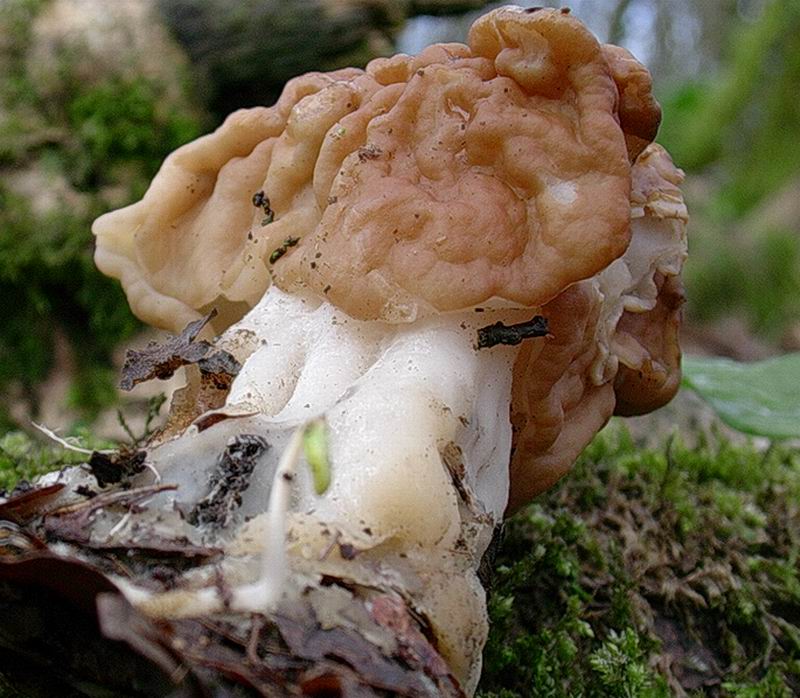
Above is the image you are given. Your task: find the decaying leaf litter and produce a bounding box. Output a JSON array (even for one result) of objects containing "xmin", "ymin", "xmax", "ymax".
[
  {"xmin": 3, "ymin": 401, "xmax": 800, "ymax": 696},
  {"xmin": 2, "ymin": 303, "xmax": 799, "ymax": 696}
]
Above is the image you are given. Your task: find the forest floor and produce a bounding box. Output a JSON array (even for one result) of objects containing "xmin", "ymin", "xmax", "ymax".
[
  {"xmin": 1, "ymin": 386, "xmax": 799, "ymax": 697},
  {"xmin": 479, "ymin": 409, "xmax": 800, "ymax": 697}
]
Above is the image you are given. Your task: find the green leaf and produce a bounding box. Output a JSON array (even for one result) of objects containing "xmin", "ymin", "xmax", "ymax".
[{"xmin": 682, "ymin": 354, "xmax": 800, "ymax": 439}]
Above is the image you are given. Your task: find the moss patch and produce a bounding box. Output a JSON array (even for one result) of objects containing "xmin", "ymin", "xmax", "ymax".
[
  {"xmin": 0, "ymin": 0, "xmax": 207, "ymax": 426},
  {"xmin": 0, "ymin": 428, "xmax": 114, "ymax": 494},
  {"xmin": 478, "ymin": 422, "xmax": 800, "ymax": 697}
]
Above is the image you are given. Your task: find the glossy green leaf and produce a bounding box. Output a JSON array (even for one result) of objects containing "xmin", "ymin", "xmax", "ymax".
[{"xmin": 681, "ymin": 353, "xmax": 800, "ymax": 439}]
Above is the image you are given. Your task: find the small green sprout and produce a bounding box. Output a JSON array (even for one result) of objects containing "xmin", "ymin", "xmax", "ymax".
[{"xmin": 303, "ymin": 418, "xmax": 330, "ymax": 495}]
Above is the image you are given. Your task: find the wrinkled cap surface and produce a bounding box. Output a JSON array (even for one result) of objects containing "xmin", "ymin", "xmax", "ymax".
[
  {"xmin": 94, "ymin": 6, "xmax": 649, "ymax": 330},
  {"xmin": 601, "ymin": 43, "xmax": 661, "ymax": 162},
  {"xmin": 507, "ymin": 144, "xmax": 687, "ymax": 511},
  {"xmin": 612, "ymin": 144, "xmax": 688, "ymax": 416},
  {"xmin": 93, "ymin": 6, "xmax": 688, "ymax": 516}
]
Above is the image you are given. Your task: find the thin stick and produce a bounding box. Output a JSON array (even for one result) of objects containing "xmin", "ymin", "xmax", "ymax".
[
  {"xmin": 107, "ymin": 511, "xmax": 133, "ymax": 539},
  {"xmin": 142, "ymin": 460, "xmax": 162, "ymax": 483},
  {"xmin": 32, "ymin": 422, "xmax": 114, "ymax": 455},
  {"xmin": 232, "ymin": 426, "xmax": 304, "ymax": 612}
]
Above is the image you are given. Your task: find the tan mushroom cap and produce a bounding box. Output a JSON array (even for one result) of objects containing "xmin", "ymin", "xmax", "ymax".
[
  {"xmin": 93, "ymin": 7, "xmax": 688, "ymax": 514},
  {"xmin": 613, "ymin": 144, "xmax": 688, "ymax": 416},
  {"xmin": 613, "ymin": 272, "xmax": 684, "ymax": 416},
  {"xmin": 601, "ymin": 44, "xmax": 661, "ymax": 162},
  {"xmin": 507, "ymin": 144, "xmax": 688, "ymax": 512},
  {"xmin": 508, "ymin": 281, "xmax": 616, "ymax": 511},
  {"xmin": 94, "ymin": 6, "xmax": 646, "ymax": 330}
]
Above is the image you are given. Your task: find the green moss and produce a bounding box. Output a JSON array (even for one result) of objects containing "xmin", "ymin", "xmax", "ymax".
[
  {"xmin": 1, "ymin": 402, "xmax": 798, "ymax": 696},
  {"xmin": 479, "ymin": 420, "xmax": 800, "ymax": 697},
  {"xmin": 0, "ymin": 0, "xmax": 47, "ymax": 72},
  {"xmin": 588, "ymin": 629, "xmax": 667, "ymax": 698},
  {"xmin": 66, "ymin": 76, "xmax": 202, "ymax": 190},
  {"xmin": 722, "ymin": 666, "xmax": 795, "ymax": 698},
  {"xmin": 0, "ymin": 429, "xmax": 112, "ymax": 493},
  {"xmin": 0, "ymin": 184, "xmax": 140, "ymax": 422}
]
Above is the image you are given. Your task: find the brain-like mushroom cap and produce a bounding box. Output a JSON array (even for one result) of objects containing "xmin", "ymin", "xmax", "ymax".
[
  {"xmin": 507, "ymin": 144, "xmax": 687, "ymax": 511},
  {"xmin": 601, "ymin": 43, "xmax": 661, "ymax": 162},
  {"xmin": 94, "ymin": 6, "xmax": 651, "ymax": 330},
  {"xmin": 94, "ymin": 7, "xmax": 687, "ymax": 515}
]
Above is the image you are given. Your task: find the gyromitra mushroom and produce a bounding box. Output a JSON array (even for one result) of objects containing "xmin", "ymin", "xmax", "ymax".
[{"xmin": 92, "ymin": 6, "xmax": 687, "ymax": 691}]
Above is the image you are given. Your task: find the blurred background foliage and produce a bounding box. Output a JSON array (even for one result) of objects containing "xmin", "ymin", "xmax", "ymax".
[
  {"xmin": 0, "ymin": 0, "xmax": 206, "ymax": 428},
  {"xmin": 0, "ymin": 0, "xmax": 798, "ymax": 425}
]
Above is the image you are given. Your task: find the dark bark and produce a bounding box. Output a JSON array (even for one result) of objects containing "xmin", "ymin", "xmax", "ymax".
[{"xmin": 119, "ymin": 310, "xmax": 240, "ymax": 392}]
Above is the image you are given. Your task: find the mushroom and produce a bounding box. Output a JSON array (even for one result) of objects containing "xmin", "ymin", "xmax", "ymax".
[{"xmin": 92, "ymin": 7, "xmax": 687, "ymax": 692}]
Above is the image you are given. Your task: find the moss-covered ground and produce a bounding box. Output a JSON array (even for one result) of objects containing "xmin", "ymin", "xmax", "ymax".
[
  {"xmin": 0, "ymin": 427, "xmax": 113, "ymax": 493},
  {"xmin": 479, "ymin": 422, "xmax": 800, "ymax": 697},
  {"xmin": 2, "ymin": 413, "xmax": 798, "ymax": 696}
]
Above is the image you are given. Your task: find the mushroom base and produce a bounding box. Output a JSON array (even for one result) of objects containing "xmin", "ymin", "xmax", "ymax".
[{"xmin": 88, "ymin": 287, "xmax": 540, "ymax": 691}]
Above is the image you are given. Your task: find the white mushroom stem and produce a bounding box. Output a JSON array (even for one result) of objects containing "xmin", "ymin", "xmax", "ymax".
[
  {"xmin": 117, "ymin": 289, "xmax": 529, "ymax": 692},
  {"xmin": 147, "ymin": 287, "xmax": 528, "ymax": 548},
  {"xmin": 214, "ymin": 287, "xmax": 529, "ymax": 544},
  {"xmin": 116, "ymin": 172, "xmax": 686, "ymax": 688}
]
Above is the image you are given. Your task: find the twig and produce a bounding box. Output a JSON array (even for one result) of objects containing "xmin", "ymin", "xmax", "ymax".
[
  {"xmin": 475, "ymin": 316, "xmax": 550, "ymax": 349},
  {"xmin": 32, "ymin": 422, "xmax": 114, "ymax": 455},
  {"xmin": 107, "ymin": 511, "xmax": 133, "ymax": 539},
  {"xmin": 142, "ymin": 460, "xmax": 162, "ymax": 484},
  {"xmin": 232, "ymin": 426, "xmax": 305, "ymax": 612}
]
